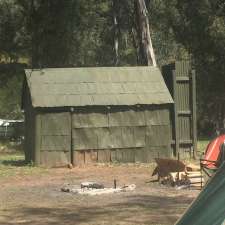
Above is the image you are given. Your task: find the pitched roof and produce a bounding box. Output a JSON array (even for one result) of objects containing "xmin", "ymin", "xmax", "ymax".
[{"xmin": 24, "ymin": 67, "xmax": 173, "ymax": 108}]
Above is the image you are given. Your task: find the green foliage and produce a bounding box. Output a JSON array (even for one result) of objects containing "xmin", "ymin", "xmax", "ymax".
[
  {"xmin": 0, "ymin": 0, "xmax": 224, "ymax": 130},
  {"xmin": 0, "ymin": 63, "xmax": 25, "ymax": 119},
  {"xmin": 148, "ymin": 0, "xmax": 189, "ymax": 66},
  {"xmin": 16, "ymin": 0, "xmax": 78, "ymax": 67},
  {"xmin": 197, "ymin": 138, "xmax": 210, "ymax": 154},
  {"xmin": 172, "ymin": 0, "xmax": 225, "ymax": 129},
  {"xmin": 0, "ymin": 150, "xmax": 49, "ymax": 178},
  {"xmin": 69, "ymin": 0, "xmax": 115, "ymax": 66},
  {"xmin": 0, "ymin": 76, "xmax": 23, "ymax": 119},
  {"xmin": 9, "ymin": 0, "xmax": 187, "ymax": 67},
  {"xmin": 148, "ymin": 0, "xmax": 225, "ymax": 132},
  {"xmin": 0, "ymin": 0, "xmax": 26, "ymax": 62}
]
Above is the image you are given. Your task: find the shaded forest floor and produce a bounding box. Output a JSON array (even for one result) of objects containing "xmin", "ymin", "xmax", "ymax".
[{"xmin": 0, "ymin": 150, "xmax": 200, "ymax": 225}]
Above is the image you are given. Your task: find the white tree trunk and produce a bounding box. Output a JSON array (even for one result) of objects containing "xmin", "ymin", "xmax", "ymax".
[
  {"xmin": 113, "ymin": 0, "xmax": 119, "ymax": 65},
  {"xmin": 135, "ymin": 0, "xmax": 157, "ymax": 66}
]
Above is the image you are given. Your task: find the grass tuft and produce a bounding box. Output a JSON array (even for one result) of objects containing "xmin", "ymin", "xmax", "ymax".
[
  {"xmin": 197, "ymin": 138, "xmax": 210, "ymax": 154},
  {"xmin": 0, "ymin": 151, "xmax": 49, "ymax": 179}
]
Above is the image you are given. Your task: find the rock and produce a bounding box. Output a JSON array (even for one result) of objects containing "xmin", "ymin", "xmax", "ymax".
[{"xmin": 68, "ymin": 163, "xmax": 73, "ymax": 169}]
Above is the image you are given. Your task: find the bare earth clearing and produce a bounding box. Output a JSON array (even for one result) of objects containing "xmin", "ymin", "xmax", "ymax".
[{"xmin": 0, "ymin": 158, "xmax": 199, "ymax": 225}]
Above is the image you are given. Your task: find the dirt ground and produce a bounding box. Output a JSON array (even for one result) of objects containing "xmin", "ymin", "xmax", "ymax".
[{"xmin": 0, "ymin": 163, "xmax": 199, "ymax": 225}]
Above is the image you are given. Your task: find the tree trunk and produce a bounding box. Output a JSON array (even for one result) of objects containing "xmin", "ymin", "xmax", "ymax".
[
  {"xmin": 131, "ymin": 27, "xmax": 140, "ymax": 64},
  {"xmin": 135, "ymin": 0, "xmax": 157, "ymax": 66},
  {"xmin": 112, "ymin": 0, "xmax": 119, "ymax": 65},
  {"xmin": 30, "ymin": 0, "xmax": 40, "ymax": 68}
]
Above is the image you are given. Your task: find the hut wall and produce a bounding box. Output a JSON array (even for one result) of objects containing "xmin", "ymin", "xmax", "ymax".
[
  {"xmin": 34, "ymin": 105, "xmax": 172, "ymax": 166},
  {"xmin": 35, "ymin": 112, "xmax": 71, "ymax": 167},
  {"xmin": 72, "ymin": 105, "xmax": 172, "ymax": 165}
]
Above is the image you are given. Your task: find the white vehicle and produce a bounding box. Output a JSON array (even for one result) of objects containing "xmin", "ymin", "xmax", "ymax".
[{"xmin": 0, "ymin": 119, "xmax": 24, "ymax": 140}]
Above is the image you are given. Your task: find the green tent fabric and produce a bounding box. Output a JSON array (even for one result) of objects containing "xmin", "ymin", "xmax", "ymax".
[{"xmin": 175, "ymin": 163, "xmax": 225, "ymax": 225}]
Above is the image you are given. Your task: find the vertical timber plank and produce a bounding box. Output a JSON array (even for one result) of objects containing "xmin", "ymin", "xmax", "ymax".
[
  {"xmin": 91, "ymin": 150, "xmax": 98, "ymax": 163},
  {"xmin": 85, "ymin": 150, "xmax": 92, "ymax": 164},
  {"xmin": 173, "ymin": 70, "xmax": 179, "ymax": 156},
  {"xmin": 191, "ymin": 69, "xmax": 197, "ymax": 158},
  {"xmin": 122, "ymin": 149, "xmax": 135, "ymax": 163},
  {"xmin": 111, "ymin": 150, "xmax": 117, "ymax": 163},
  {"xmin": 135, "ymin": 149, "xmax": 145, "ymax": 163},
  {"xmin": 73, "ymin": 151, "xmax": 85, "ymax": 166},
  {"xmin": 116, "ymin": 149, "xmax": 123, "ymax": 162},
  {"xmin": 70, "ymin": 112, "xmax": 73, "ymax": 165},
  {"xmin": 98, "ymin": 150, "xmax": 111, "ymax": 163},
  {"xmin": 84, "ymin": 150, "xmax": 98, "ymax": 164}
]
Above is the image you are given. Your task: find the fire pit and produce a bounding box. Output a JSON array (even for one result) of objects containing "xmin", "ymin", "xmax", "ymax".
[{"xmin": 61, "ymin": 181, "xmax": 136, "ymax": 196}]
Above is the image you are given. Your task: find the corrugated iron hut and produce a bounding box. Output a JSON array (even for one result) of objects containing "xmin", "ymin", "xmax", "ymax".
[{"xmin": 22, "ymin": 67, "xmax": 173, "ymax": 167}]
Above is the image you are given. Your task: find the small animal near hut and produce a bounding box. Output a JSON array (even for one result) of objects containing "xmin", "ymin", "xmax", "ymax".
[{"xmin": 152, "ymin": 158, "xmax": 204, "ymax": 188}]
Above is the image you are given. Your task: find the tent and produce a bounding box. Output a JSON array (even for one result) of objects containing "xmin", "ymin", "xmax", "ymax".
[{"xmin": 175, "ymin": 163, "xmax": 225, "ymax": 225}]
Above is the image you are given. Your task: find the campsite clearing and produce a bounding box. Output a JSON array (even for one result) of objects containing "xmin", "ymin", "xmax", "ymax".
[{"xmin": 0, "ymin": 152, "xmax": 199, "ymax": 225}]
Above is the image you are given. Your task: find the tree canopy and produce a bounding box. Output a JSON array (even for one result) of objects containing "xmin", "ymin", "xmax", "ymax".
[{"xmin": 0, "ymin": 0, "xmax": 225, "ymax": 135}]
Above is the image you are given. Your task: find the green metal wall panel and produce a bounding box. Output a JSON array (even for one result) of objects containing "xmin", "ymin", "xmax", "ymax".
[
  {"xmin": 41, "ymin": 135, "xmax": 71, "ymax": 151},
  {"xmin": 41, "ymin": 113, "xmax": 70, "ymax": 135},
  {"xmin": 40, "ymin": 151, "xmax": 70, "ymax": 167},
  {"xmin": 177, "ymin": 83, "xmax": 190, "ymax": 111},
  {"xmin": 178, "ymin": 116, "xmax": 191, "ymax": 141},
  {"xmin": 72, "ymin": 106, "xmax": 171, "ymax": 163},
  {"xmin": 39, "ymin": 112, "xmax": 71, "ymax": 166},
  {"xmin": 145, "ymin": 109, "xmax": 170, "ymax": 125},
  {"xmin": 162, "ymin": 60, "xmax": 197, "ymax": 158},
  {"xmin": 97, "ymin": 128, "xmax": 112, "ymax": 149},
  {"xmin": 72, "ymin": 128, "xmax": 98, "ymax": 150},
  {"xmin": 109, "ymin": 110, "xmax": 145, "ymax": 127},
  {"xmin": 28, "ymin": 105, "xmax": 172, "ymax": 166},
  {"xmin": 146, "ymin": 125, "xmax": 171, "ymax": 147},
  {"xmin": 121, "ymin": 127, "xmax": 135, "ymax": 147},
  {"xmin": 72, "ymin": 112, "xmax": 108, "ymax": 128},
  {"xmin": 134, "ymin": 126, "xmax": 146, "ymax": 147},
  {"xmin": 72, "ymin": 126, "xmax": 146, "ymax": 150},
  {"xmin": 72, "ymin": 106, "xmax": 171, "ymax": 162},
  {"xmin": 149, "ymin": 146, "xmax": 172, "ymax": 158}
]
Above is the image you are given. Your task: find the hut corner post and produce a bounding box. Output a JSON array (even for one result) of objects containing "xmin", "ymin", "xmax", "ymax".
[
  {"xmin": 34, "ymin": 113, "xmax": 41, "ymax": 166},
  {"xmin": 191, "ymin": 69, "xmax": 197, "ymax": 159},
  {"xmin": 172, "ymin": 70, "xmax": 179, "ymax": 157}
]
